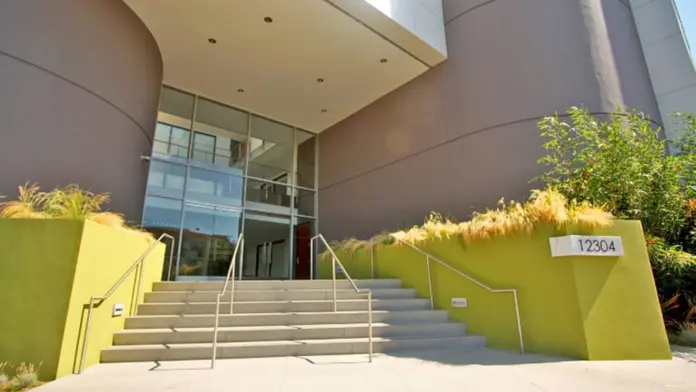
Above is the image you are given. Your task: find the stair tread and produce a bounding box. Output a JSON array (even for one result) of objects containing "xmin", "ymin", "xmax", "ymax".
[
  {"xmin": 140, "ymin": 298, "xmax": 425, "ymax": 305},
  {"xmin": 150, "ymin": 288, "xmax": 412, "ymax": 294},
  {"xmin": 128, "ymin": 309, "xmax": 443, "ymax": 319},
  {"xmin": 116, "ymin": 321, "xmax": 460, "ymax": 334},
  {"xmin": 104, "ymin": 335, "xmax": 479, "ymax": 350}
]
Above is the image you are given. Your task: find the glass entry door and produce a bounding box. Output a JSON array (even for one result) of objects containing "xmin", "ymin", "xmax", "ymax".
[
  {"xmin": 253, "ymin": 240, "xmax": 287, "ymax": 279},
  {"xmin": 242, "ymin": 212, "xmax": 291, "ymax": 279},
  {"xmin": 177, "ymin": 203, "xmax": 242, "ymax": 280}
]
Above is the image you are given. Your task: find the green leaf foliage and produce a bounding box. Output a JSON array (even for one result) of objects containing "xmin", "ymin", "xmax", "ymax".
[{"xmin": 536, "ymin": 107, "xmax": 696, "ymax": 246}]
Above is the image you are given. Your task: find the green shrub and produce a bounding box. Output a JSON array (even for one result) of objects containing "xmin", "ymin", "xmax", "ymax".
[
  {"xmin": 10, "ymin": 363, "xmax": 38, "ymax": 390},
  {"xmin": 536, "ymin": 107, "xmax": 696, "ymax": 243},
  {"xmin": 0, "ymin": 362, "xmax": 41, "ymax": 392},
  {"xmin": 0, "ymin": 362, "xmax": 8, "ymax": 389},
  {"xmin": 648, "ymin": 236, "xmax": 696, "ymax": 328},
  {"xmin": 669, "ymin": 323, "xmax": 696, "ymax": 347},
  {"xmin": 0, "ymin": 183, "xmax": 145, "ymax": 236}
]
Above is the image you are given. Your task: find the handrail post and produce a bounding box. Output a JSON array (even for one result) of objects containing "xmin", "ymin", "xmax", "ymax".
[
  {"xmin": 426, "ymin": 256, "xmax": 434, "ymax": 310},
  {"xmin": 230, "ymin": 237, "xmax": 242, "ymax": 315},
  {"xmin": 238, "ymin": 240, "xmax": 244, "ymax": 281},
  {"xmin": 230, "ymin": 256, "xmax": 235, "ymax": 316},
  {"xmin": 367, "ymin": 291, "xmax": 373, "ymax": 363},
  {"xmin": 212, "ymin": 294, "xmax": 221, "ymax": 368},
  {"xmin": 310, "ymin": 238, "xmax": 314, "ymax": 280},
  {"xmin": 211, "ymin": 233, "xmax": 243, "ymax": 368},
  {"xmin": 369, "ymin": 237, "xmax": 374, "ymax": 279},
  {"xmin": 134, "ymin": 262, "xmax": 144, "ymax": 317},
  {"xmin": 513, "ymin": 290, "xmax": 524, "ymax": 354},
  {"xmin": 166, "ymin": 236, "xmax": 176, "ymax": 281},
  {"xmin": 332, "ymin": 255, "xmax": 337, "ymax": 312},
  {"xmin": 78, "ymin": 297, "xmax": 97, "ymax": 374}
]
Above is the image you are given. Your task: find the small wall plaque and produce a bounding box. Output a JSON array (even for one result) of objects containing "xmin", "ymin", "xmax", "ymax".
[
  {"xmin": 451, "ymin": 298, "xmax": 468, "ymax": 308},
  {"xmin": 112, "ymin": 304, "xmax": 124, "ymax": 317},
  {"xmin": 550, "ymin": 235, "xmax": 624, "ymax": 257}
]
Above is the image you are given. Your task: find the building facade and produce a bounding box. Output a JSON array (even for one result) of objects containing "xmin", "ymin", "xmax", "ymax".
[{"xmin": 1, "ymin": 0, "xmax": 694, "ymax": 281}]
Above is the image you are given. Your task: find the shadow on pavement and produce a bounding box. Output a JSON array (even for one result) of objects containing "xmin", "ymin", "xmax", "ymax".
[{"xmin": 383, "ymin": 347, "xmax": 573, "ymax": 366}]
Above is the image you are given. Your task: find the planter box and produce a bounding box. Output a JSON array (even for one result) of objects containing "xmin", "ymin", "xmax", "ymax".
[
  {"xmin": 319, "ymin": 221, "xmax": 671, "ymax": 360},
  {"xmin": 0, "ymin": 219, "xmax": 165, "ymax": 380}
]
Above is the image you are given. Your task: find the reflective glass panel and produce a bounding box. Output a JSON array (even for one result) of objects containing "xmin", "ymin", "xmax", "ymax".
[
  {"xmin": 295, "ymin": 188, "xmax": 315, "ymax": 217},
  {"xmin": 159, "ymin": 86, "xmax": 195, "ymax": 120},
  {"xmin": 185, "ymin": 167, "xmax": 244, "ymax": 206},
  {"xmin": 193, "ymin": 98, "xmax": 248, "ymax": 171},
  {"xmin": 142, "ymin": 196, "xmax": 183, "ymax": 280},
  {"xmin": 146, "ymin": 160, "xmax": 186, "ymax": 198},
  {"xmin": 153, "ymin": 123, "xmax": 190, "ymax": 162},
  {"xmin": 178, "ymin": 204, "xmax": 242, "ymax": 278},
  {"xmin": 245, "ymin": 178, "xmax": 291, "ymax": 212},
  {"xmin": 191, "ymin": 132, "xmax": 215, "ymax": 164},
  {"xmin": 248, "ymin": 116, "xmax": 294, "ymax": 184},
  {"xmin": 296, "ymin": 129, "xmax": 316, "ymax": 189}
]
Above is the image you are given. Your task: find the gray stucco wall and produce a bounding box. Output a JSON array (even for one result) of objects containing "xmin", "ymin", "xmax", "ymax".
[
  {"xmin": 318, "ymin": 0, "xmax": 660, "ymax": 241},
  {"xmin": 0, "ymin": 0, "xmax": 162, "ymax": 221}
]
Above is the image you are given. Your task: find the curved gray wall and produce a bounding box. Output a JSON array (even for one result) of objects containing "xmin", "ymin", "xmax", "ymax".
[
  {"xmin": 319, "ymin": 0, "xmax": 660, "ymax": 240},
  {"xmin": 0, "ymin": 0, "xmax": 162, "ymax": 220}
]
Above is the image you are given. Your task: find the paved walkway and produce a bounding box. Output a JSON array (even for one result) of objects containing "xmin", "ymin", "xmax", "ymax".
[{"xmin": 37, "ymin": 346, "xmax": 696, "ymax": 391}]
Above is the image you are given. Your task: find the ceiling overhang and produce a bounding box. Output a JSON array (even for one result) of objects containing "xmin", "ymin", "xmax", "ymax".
[{"xmin": 123, "ymin": 0, "xmax": 446, "ymax": 132}]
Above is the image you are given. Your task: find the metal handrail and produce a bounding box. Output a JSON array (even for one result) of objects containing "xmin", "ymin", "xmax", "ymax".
[
  {"xmin": 388, "ymin": 236, "xmax": 525, "ymax": 354},
  {"xmin": 78, "ymin": 233, "xmax": 175, "ymax": 373},
  {"xmin": 311, "ymin": 234, "xmax": 373, "ymax": 362},
  {"xmin": 211, "ymin": 233, "xmax": 244, "ymax": 368}
]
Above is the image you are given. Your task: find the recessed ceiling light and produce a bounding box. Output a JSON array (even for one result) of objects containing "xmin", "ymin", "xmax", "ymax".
[
  {"xmin": 264, "ymin": 16, "xmax": 273, "ymax": 23},
  {"xmin": 208, "ymin": 38, "xmax": 217, "ymax": 44},
  {"xmin": 237, "ymin": 88, "xmax": 244, "ymax": 93},
  {"xmin": 321, "ymin": 109, "xmax": 327, "ymax": 113},
  {"xmin": 317, "ymin": 78, "xmax": 324, "ymax": 83},
  {"xmin": 380, "ymin": 58, "xmax": 388, "ymax": 63}
]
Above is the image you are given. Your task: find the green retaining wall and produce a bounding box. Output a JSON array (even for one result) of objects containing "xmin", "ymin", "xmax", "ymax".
[
  {"xmin": 318, "ymin": 221, "xmax": 671, "ymax": 360},
  {"xmin": 0, "ymin": 219, "xmax": 164, "ymax": 380}
]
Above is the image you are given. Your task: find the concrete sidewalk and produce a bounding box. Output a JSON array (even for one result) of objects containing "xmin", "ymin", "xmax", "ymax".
[{"xmin": 36, "ymin": 346, "xmax": 696, "ymax": 391}]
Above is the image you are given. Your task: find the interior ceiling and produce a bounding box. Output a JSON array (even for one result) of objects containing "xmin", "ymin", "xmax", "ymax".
[{"xmin": 123, "ymin": 0, "xmax": 428, "ymax": 133}]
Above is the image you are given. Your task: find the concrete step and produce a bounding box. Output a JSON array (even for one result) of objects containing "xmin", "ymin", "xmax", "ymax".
[
  {"xmin": 101, "ymin": 335, "xmax": 486, "ymax": 362},
  {"xmin": 125, "ymin": 310, "xmax": 450, "ymax": 329},
  {"xmin": 136, "ymin": 299, "xmax": 431, "ymax": 316},
  {"xmin": 113, "ymin": 322, "xmax": 466, "ymax": 345},
  {"xmin": 144, "ymin": 288, "xmax": 416, "ymax": 303},
  {"xmin": 152, "ymin": 279, "xmax": 402, "ymax": 292},
  {"xmin": 114, "ymin": 322, "xmax": 466, "ymax": 345}
]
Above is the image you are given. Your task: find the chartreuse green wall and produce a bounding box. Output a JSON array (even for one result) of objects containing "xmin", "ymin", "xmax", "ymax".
[
  {"xmin": 56, "ymin": 220, "xmax": 165, "ymax": 377},
  {"xmin": 0, "ymin": 220, "xmax": 84, "ymax": 380},
  {"xmin": 0, "ymin": 219, "xmax": 164, "ymax": 380},
  {"xmin": 319, "ymin": 221, "xmax": 671, "ymax": 360}
]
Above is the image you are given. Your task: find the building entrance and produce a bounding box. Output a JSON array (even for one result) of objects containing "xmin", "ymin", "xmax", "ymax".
[{"xmin": 141, "ymin": 86, "xmax": 317, "ymax": 281}]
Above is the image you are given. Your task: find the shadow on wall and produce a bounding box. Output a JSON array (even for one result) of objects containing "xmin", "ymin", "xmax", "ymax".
[{"xmin": 318, "ymin": 221, "xmax": 672, "ymax": 361}]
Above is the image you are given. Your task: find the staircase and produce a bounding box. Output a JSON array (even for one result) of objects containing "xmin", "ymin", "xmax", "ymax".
[{"xmin": 101, "ymin": 279, "xmax": 485, "ymax": 363}]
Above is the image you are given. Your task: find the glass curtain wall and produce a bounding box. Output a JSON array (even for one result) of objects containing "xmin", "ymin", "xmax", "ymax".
[{"xmin": 142, "ymin": 86, "xmax": 318, "ymax": 281}]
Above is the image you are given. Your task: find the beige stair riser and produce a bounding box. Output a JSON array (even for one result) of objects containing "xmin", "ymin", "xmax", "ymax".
[
  {"xmin": 152, "ymin": 279, "xmax": 402, "ymax": 292},
  {"xmin": 101, "ymin": 336, "xmax": 486, "ymax": 363},
  {"xmin": 114, "ymin": 323, "xmax": 466, "ymax": 345},
  {"xmin": 136, "ymin": 299, "xmax": 430, "ymax": 316},
  {"xmin": 144, "ymin": 289, "xmax": 416, "ymax": 303},
  {"xmin": 125, "ymin": 310, "xmax": 449, "ymax": 329}
]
